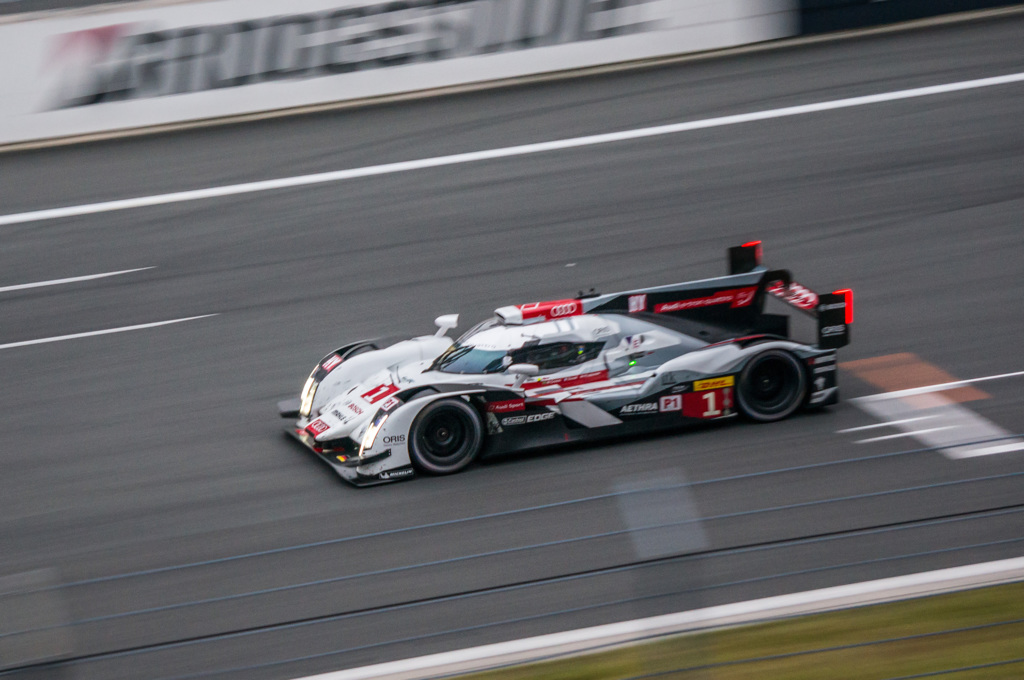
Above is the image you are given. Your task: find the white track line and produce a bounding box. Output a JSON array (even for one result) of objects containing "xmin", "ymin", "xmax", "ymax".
[
  {"xmin": 954, "ymin": 442, "xmax": 1024, "ymax": 457},
  {"xmin": 855, "ymin": 426, "xmax": 957, "ymax": 444},
  {"xmin": 855, "ymin": 370, "xmax": 1024, "ymax": 402},
  {"xmin": 0, "ymin": 315, "xmax": 217, "ymax": 350},
  {"xmin": 300, "ymin": 557, "xmax": 1024, "ymax": 680},
  {"xmin": 838, "ymin": 416, "xmax": 936, "ymax": 433},
  {"xmin": 0, "ymin": 267, "xmax": 153, "ymax": 293},
  {"xmin": 2, "ymin": 72, "xmax": 1024, "ymax": 228}
]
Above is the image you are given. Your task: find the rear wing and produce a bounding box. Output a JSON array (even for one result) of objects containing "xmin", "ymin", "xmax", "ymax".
[{"xmin": 581, "ymin": 241, "xmax": 852, "ymax": 349}]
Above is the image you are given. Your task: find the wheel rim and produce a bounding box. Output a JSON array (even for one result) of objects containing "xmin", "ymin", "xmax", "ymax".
[
  {"xmin": 750, "ymin": 361, "xmax": 787, "ymax": 406},
  {"xmin": 740, "ymin": 352, "xmax": 804, "ymax": 419},
  {"xmin": 420, "ymin": 412, "xmax": 468, "ymax": 460}
]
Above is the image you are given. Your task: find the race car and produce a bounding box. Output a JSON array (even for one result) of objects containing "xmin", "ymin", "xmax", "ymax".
[{"xmin": 278, "ymin": 242, "xmax": 852, "ymax": 486}]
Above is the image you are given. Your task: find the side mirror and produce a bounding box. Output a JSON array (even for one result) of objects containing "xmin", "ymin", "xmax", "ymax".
[
  {"xmin": 507, "ymin": 363, "xmax": 539, "ymax": 388},
  {"xmin": 507, "ymin": 363, "xmax": 539, "ymax": 376},
  {"xmin": 434, "ymin": 314, "xmax": 459, "ymax": 337}
]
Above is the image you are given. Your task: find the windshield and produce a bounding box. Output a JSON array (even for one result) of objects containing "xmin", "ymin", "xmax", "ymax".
[{"xmin": 431, "ymin": 344, "xmax": 508, "ymax": 374}]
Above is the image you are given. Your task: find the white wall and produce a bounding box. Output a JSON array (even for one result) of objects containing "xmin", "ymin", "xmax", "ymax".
[{"xmin": 0, "ymin": 0, "xmax": 798, "ymax": 144}]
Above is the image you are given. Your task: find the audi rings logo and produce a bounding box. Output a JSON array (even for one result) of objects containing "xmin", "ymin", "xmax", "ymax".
[{"xmin": 550, "ymin": 303, "xmax": 578, "ymax": 317}]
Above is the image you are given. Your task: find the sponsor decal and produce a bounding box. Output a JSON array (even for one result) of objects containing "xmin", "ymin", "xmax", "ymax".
[
  {"xmin": 813, "ymin": 365, "xmax": 836, "ymax": 374},
  {"xmin": 330, "ymin": 408, "xmax": 352, "ymax": 422},
  {"xmin": 694, "ymin": 376, "xmax": 735, "ymax": 391},
  {"xmin": 818, "ymin": 302, "xmax": 847, "ymax": 312},
  {"xmin": 628, "ymin": 294, "xmax": 647, "ymax": 313},
  {"xmin": 659, "ymin": 395, "xmax": 682, "ymax": 412},
  {"xmin": 625, "ymin": 335, "xmax": 644, "ymax": 350},
  {"xmin": 346, "ymin": 402, "xmax": 364, "ymax": 416},
  {"xmin": 592, "ymin": 325, "xmax": 614, "ymax": 337},
  {"xmin": 361, "ymin": 383, "xmax": 400, "ymax": 404},
  {"xmin": 517, "ymin": 299, "xmax": 581, "ymax": 321},
  {"xmin": 654, "ymin": 287, "xmax": 758, "ymax": 313},
  {"xmin": 321, "ymin": 354, "xmax": 343, "ymax": 371},
  {"xmin": 501, "ymin": 412, "xmax": 556, "ymax": 426},
  {"xmin": 619, "ymin": 402, "xmax": 658, "ymax": 414},
  {"xmin": 305, "ymin": 419, "xmax": 330, "ymax": 435},
  {"xmin": 378, "ymin": 468, "xmax": 414, "ymax": 480},
  {"xmin": 767, "ymin": 280, "xmax": 819, "ymax": 311},
  {"xmin": 487, "ymin": 399, "xmax": 526, "ymax": 413},
  {"xmin": 683, "ymin": 387, "xmax": 733, "ymax": 419},
  {"xmin": 530, "ymin": 369, "xmax": 609, "ymax": 389},
  {"xmin": 382, "ymin": 434, "xmax": 405, "ymax": 444},
  {"xmin": 45, "ymin": 1, "xmax": 664, "ymax": 110},
  {"xmin": 821, "ymin": 325, "xmax": 846, "ymax": 336},
  {"xmin": 811, "ymin": 355, "xmax": 836, "ymax": 365},
  {"xmin": 380, "ymin": 396, "xmax": 401, "ymax": 412}
]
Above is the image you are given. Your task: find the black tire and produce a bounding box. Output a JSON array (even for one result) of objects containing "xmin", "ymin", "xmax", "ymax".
[
  {"xmin": 408, "ymin": 399, "xmax": 484, "ymax": 475},
  {"xmin": 736, "ymin": 350, "xmax": 806, "ymax": 422}
]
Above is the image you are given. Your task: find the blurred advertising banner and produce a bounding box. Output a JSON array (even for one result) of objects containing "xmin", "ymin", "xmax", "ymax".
[
  {"xmin": 0, "ymin": 0, "xmax": 798, "ymax": 144},
  {"xmin": 800, "ymin": 0, "xmax": 1021, "ymax": 33}
]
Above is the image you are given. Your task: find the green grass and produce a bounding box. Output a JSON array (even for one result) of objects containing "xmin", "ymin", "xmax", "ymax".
[{"xmin": 463, "ymin": 583, "xmax": 1024, "ymax": 680}]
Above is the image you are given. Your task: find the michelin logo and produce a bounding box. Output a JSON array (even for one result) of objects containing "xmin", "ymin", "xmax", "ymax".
[{"xmin": 378, "ymin": 468, "xmax": 414, "ymax": 480}]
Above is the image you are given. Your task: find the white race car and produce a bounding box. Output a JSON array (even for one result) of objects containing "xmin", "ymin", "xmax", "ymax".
[{"xmin": 278, "ymin": 242, "xmax": 852, "ymax": 486}]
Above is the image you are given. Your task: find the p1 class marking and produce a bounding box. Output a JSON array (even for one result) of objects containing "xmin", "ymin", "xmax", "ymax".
[{"xmin": 2, "ymin": 72, "xmax": 1024, "ymax": 227}]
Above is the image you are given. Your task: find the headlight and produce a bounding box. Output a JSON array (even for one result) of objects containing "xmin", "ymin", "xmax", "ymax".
[
  {"xmin": 299, "ymin": 376, "xmax": 318, "ymax": 418},
  {"xmin": 359, "ymin": 412, "xmax": 390, "ymax": 456}
]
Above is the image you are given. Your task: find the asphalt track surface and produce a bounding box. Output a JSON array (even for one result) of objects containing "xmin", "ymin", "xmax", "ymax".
[{"xmin": 2, "ymin": 13, "xmax": 1023, "ymax": 680}]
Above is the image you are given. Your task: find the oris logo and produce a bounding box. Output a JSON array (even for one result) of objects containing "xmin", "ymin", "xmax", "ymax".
[
  {"xmin": 821, "ymin": 325, "xmax": 846, "ymax": 336},
  {"xmin": 382, "ymin": 435, "xmax": 405, "ymax": 445},
  {"xmin": 550, "ymin": 303, "xmax": 578, "ymax": 317}
]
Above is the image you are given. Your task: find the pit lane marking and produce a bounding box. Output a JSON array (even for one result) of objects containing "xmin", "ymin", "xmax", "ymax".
[
  {"xmin": 838, "ymin": 416, "xmax": 936, "ymax": 433},
  {"xmin": 0, "ymin": 267, "xmax": 153, "ymax": 294},
  {"xmin": 1, "ymin": 72, "xmax": 1024, "ymax": 227},
  {"xmin": 854, "ymin": 426, "xmax": 957, "ymax": 444},
  {"xmin": 0, "ymin": 314, "xmax": 217, "ymax": 350},
  {"xmin": 840, "ymin": 356, "xmax": 1024, "ymax": 458}
]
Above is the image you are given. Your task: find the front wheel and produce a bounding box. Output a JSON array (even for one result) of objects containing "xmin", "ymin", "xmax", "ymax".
[
  {"xmin": 736, "ymin": 350, "xmax": 806, "ymax": 422},
  {"xmin": 408, "ymin": 399, "xmax": 483, "ymax": 475}
]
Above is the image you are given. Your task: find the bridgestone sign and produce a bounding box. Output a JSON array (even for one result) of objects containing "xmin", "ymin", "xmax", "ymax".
[
  {"xmin": 0, "ymin": 0, "xmax": 799, "ymax": 144},
  {"xmin": 52, "ymin": 0, "xmax": 664, "ymax": 108}
]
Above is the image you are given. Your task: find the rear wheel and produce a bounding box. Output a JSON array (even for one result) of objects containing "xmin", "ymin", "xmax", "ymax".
[
  {"xmin": 409, "ymin": 399, "xmax": 483, "ymax": 474},
  {"xmin": 736, "ymin": 350, "xmax": 806, "ymax": 422}
]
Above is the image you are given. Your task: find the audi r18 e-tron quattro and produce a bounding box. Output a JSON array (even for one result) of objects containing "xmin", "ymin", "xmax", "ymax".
[{"xmin": 278, "ymin": 242, "xmax": 853, "ymax": 486}]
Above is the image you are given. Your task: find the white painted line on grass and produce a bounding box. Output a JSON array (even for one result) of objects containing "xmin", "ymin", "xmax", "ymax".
[
  {"xmin": 298, "ymin": 557, "xmax": 1024, "ymax": 680},
  {"xmin": 838, "ymin": 416, "xmax": 936, "ymax": 433},
  {"xmin": 3, "ymin": 72, "xmax": 1024, "ymax": 228},
  {"xmin": 855, "ymin": 426, "xmax": 957, "ymax": 444},
  {"xmin": 0, "ymin": 315, "xmax": 218, "ymax": 350},
  {"xmin": 0, "ymin": 267, "xmax": 154, "ymax": 294},
  {"xmin": 855, "ymin": 370, "xmax": 1024, "ymax": 402}
]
